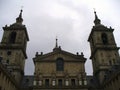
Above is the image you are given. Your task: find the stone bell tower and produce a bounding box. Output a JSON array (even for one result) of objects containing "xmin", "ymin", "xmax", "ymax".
[
  {"xmin": 0, "ymin": 10, "xmax": 29, "ymax": 84},
  {"xmin": 88, "ymin": 11, "xmax": 120, "ymax": 84}
]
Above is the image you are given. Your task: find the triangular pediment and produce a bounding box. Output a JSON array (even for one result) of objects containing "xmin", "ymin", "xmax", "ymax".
[{"xmin": 33, "ymin": 49, "xmax": 86, "ymax": 63}]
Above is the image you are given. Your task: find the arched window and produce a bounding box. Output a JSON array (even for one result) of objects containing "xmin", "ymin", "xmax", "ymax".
[
  {"xmin": 101, "ymin": 33, "xmax": 108, "ymax": 45},
  {"xmin": 9, "ymin": 32, "xmax": 17, "ymax": 44},
  {"xmin": 56, "ymin": 58, "xmax": 64, "ymax": 71}
]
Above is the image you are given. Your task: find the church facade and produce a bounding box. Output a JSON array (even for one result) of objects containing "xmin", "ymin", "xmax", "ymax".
[{"xmin": 0, "ymin": 10, "xmax": 120, "ymax": 90}]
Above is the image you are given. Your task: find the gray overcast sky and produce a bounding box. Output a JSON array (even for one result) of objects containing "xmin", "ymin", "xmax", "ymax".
[{"xmin": 0, "ymin": 0, "xmax": 120, "ymax": 75}]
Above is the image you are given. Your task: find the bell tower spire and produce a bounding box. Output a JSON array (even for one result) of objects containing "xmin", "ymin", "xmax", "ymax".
[
  {"xmin": 16, "ymin": 9, "xmax": 23, "ymax": 24},
  {"xmin": 0, "ymin": 9, "xmax": 29, "ymax": 84},
  {"xmin": 94, "ymin": 10, "xmax": 101, "ymax": 25},
  {"xmin": 88, "ymin": 11, "xmax": 120, "ymax": 84}
]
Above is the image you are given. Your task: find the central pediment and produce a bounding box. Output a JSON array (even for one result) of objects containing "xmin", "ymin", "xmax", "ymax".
[{"xmin": 33, "ymin": 47, "xmax": 86, "ymax": 63}]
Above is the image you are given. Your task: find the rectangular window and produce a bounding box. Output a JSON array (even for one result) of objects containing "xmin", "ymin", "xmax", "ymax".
[
  {"xmin": 0, "ymin": 71, "xmax": 1, "ymax": 75},
  {"xmin": 0, "ymin": 86, "xmax": 1, "ymax": 90},
  {"xmin": 0, "ymin": 57, "xmax": 3, "ymax": 62},
  {"xmin": 39, "ymin": 80, "xmax": 42, "ymax": 86},
  {"xmin": 65, "ymin": 80, "xmax": 69, "ymax": 86},
  {"xmin": 45, "ymin": 79, "xmax": 49, "ymax": 87},
  {"xmin": 71, "ymin": 79, "xmax": 76, "ymax": 86},
  {"xmin": 79, "ymin": 80, "xmax": 82, "ymax": 85},
  {"xmin": 52, "ymin": 80, "xmax": 56, "ymax": 86},
  {"xmin": 33, "ymin": 80, "xmax": 36, "ymax": 86},
  {"xmin": 58, "ymin": 79, "xmax": 62, "ymax": 87},
  {"xmin": 84, "ymin": 80, "xmax": 87, "ymax": 85}
]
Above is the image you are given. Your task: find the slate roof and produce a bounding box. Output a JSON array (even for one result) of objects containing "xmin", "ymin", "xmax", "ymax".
[
  {"xmin": 21, "ymin": 75, "xmax": 34, "ymax": 89},
  {"xmin": 87, "ymin": 75, "xmax": 100, "ymax": 89}
]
